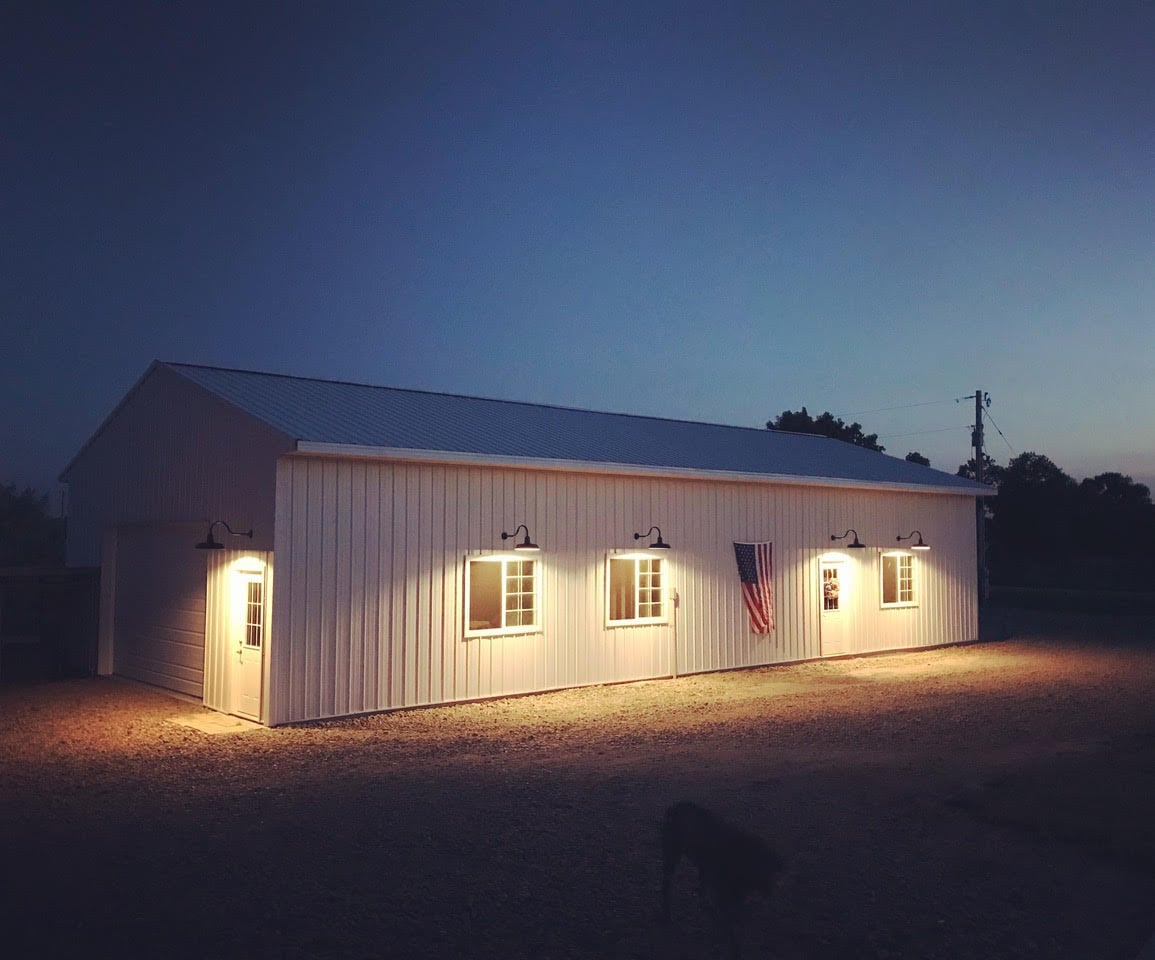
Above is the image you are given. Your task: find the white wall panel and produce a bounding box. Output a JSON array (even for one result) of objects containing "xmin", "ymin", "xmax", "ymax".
[
  {"xmin": 269, "ymin": 456, "xmax": 980, "ymax": 725},
  {"xmin": 63, "ymin": 365, "xmax": 292, "ymax": 566}
]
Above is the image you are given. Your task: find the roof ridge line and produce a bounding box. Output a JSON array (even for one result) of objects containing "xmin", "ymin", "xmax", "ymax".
[{"xmin": 162, "ymin": 360, "xmax": 825, "ymax": 441}]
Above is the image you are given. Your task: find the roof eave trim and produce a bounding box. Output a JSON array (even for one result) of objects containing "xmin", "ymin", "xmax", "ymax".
[{"xmin": 293, "ymin": 441, "xmax": 994, "ymax": 497}]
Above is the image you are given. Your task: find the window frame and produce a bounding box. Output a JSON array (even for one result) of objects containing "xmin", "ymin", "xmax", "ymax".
[
  {"xmin": 605, "ymin": 553, "xmax": 669, "ymax": 627},
  {"xmin": 879, "ymin": 551, "xmax": 918, "ymax": 609},
  {"xmin": 243, "ymin": 575, "xmax": 264, "ymax": 649},
  {"xmin": 464, "ymin": 554, "xmax": 542, "ymax": 638},
  {"xmin": 821, "ymin": 562, "xmax": 842, "ymax": 613}
]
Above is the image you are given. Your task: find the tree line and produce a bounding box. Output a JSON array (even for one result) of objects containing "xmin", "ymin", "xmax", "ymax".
[
  {"xmin": 769, "ymin": 408, "xmax": 1155, "ymax": 591},
  {"xmin": 971, "ymin": 453, "xmax": 1155, "ymax": 590}
]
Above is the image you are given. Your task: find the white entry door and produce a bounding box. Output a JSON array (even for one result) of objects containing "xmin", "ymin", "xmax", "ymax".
[
  {"xmin": 820, "ymin": 559, "xmax": 850, "ymax": 656},
  {"xmin": 231, "ymin": 569, "xmax": 265, "ymax": 720}
]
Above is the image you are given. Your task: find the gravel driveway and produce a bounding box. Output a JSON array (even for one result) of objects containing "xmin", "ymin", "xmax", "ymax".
[{"xmin": 2, "ymin": 609, "xmax": 1154, "ymax": 960}]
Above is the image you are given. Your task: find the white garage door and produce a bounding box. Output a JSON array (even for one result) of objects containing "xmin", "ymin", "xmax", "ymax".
[{"xmin": 113, "ymin": 524, "xmax": 207, "ymax": 698}]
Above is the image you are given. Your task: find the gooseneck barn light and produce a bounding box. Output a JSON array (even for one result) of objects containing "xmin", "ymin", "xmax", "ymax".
[
  {"xmin": 501, "ymin": 524, "xmax": 540, "ymax": 552},
  {"xmin": 195, "ymin": 520, "xmax": 254, "ymax": 550},
  {"xmin": 830, "ymin": 529, "xmax": 866, "ymax": 549},
  {"xmin": 897, "ymin": 530, "xmax": 931, "ymax": 551},
  {"xmin": 634, "ymin": 526, "xmax": 671, "ymax": 549}
]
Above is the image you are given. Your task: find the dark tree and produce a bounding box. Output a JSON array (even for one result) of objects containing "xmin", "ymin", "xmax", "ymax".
[
  {"xmin": 0, "ymin": 484, "xmax": 65, "ymax": 566},
  {"xmin": 987, "ymin": 452, "xmax": 1077, "ymax": 568},
  {"xmin": 1000, "ymin": 452, "xmax": 1076, "ymax": 491},
  {"xmin": 1078, "ymin": 472, "xmax": 1151, "ymax": 508},
  {"xmin": 904, "ymin": 451, "xmax": 930, "ymax": 466},
  {"xmin": 767, "ymin": 407, "xmax": 885, "ymax": 452},
  {"xmin": 1072, "ymin": 472, "xmax": 1155, "ymax": 559},
  {"xmin": 956, "ymin": 454, "xmax": 1005, "ymax": 485}
]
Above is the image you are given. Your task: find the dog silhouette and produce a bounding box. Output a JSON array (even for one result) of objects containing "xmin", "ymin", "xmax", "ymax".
[{"xmin": 660, "ymin": 801, "xmax": 783, "ymax": 958}]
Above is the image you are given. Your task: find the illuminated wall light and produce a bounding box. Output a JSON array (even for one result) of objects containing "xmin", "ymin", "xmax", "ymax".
[
  {"xmin": 830, "ymin": 528, "xmax": 866, "ymax": 549},
  {"xmin": 896, "ymin": 530, "xmax": 931, "ymax": 551},
  {"xmin": 633, "ymin": 526, "xmax": 671, "ymax": 550},
  {"xmin": 500, "ymin": 524, "xmax": 540, "ymax": 552}
]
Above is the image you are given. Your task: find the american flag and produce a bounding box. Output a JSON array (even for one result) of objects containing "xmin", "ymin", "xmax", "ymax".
[{"xmin": 733, "ymin": 541, "xmax": 774, "ymax": 633}]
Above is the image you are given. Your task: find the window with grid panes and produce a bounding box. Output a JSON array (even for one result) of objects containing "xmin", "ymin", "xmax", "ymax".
[
  {"xmin": 822, "ymin": 566, "xmax": 840, "ymax": 611},
  {"xmin": 244, "ymin": 578, "xmax": 263, "ymax": 648},
  {"xmin": 607, "ymin": 555, "xmax": 666, "ymax": 625},
  {"xmin": 504, "ymin": 559, "xmax": 536, "ymax": 627},
  {"xmin": 466, "ymin": 557, "xmax": 539, "ymax": 636},
  {"xmin": 880, "ymin": 553, "xmax": 916, "ymax": 607}
]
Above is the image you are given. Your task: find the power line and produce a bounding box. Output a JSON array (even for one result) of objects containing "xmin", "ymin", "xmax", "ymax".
[
  {"xmin": 877, "ymin": 426, "xmax": 968, "ymax": 440},
  {"xmin": 983, "ymin": 407, "xmax": 1015, "ymax": 454},
  {"xmin": 840, "ymin": 396, "xmax": 964, "ymax": 418},
  {"xmin": 833, "ymin": 391, "xmax": 1012, "ymax": 459}
]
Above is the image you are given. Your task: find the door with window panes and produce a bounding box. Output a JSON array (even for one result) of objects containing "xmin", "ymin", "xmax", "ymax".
[
  {"xmin": 232, "ymin": 569, "xmax": 265, "ymax": 720},
  {"xmin": 820, "ymin": 559, "xmax": 850, "ymax": 656}
]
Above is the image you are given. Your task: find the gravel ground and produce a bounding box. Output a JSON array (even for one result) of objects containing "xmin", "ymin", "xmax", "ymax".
[{"xmin": 2, "ymin": 609, "xmax": 1154, "ymax": 960}]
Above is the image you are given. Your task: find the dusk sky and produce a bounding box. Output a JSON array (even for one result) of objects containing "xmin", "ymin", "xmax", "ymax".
[{"xmin": 4, "ymin": 1, "xmax": 1154, "ymax": 498}]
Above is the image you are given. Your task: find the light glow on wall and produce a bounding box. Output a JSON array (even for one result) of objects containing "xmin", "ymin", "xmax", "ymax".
[
  {"xmin": 610, "ymin": 549, "xmax": 662, "ymax": 561},
  {"xmin": 231, "ymin": 555, "xmax": 266, "ymax": 575}
]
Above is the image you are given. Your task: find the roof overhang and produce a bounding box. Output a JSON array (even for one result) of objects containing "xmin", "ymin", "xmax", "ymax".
[{"xmin": 293, "ymin": 441, "xmax": 995, "ymax": 498}]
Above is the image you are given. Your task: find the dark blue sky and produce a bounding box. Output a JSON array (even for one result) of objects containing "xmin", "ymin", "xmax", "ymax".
[{"xmin": 5, "ymin": 1, "xmax": 1154, "ymax": 495}]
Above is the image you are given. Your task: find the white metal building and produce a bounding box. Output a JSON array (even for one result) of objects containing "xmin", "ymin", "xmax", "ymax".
[{"xmin": 62, "ymin": 362, "xmax": 991, "ymax": 725}]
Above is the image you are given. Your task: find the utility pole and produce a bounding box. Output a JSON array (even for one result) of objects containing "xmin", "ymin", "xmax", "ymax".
[
  {"xmin": 973, "ymin": 390, "xmax": 985, "ymax": 485},
  {"xmin": 971, "ymin": 390, "xmax": 989, "ymax": 603}
]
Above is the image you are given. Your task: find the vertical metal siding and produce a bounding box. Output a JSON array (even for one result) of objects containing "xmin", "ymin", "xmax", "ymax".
[
  {"xmin": 269, "ymin": 456, "xmax": 980, "ymax": 724},
  {"xmin": 64, "ymin": 365, "xmax": 292, "ymax": 566}
]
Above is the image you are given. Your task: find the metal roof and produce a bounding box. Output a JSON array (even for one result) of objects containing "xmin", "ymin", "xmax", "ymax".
[{"xmin": 166, "ymin": 362, "xmax": 990, "ymax": 495}]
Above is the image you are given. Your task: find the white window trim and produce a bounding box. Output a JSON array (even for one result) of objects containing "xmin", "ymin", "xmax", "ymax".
[
  {"xmin": 605, "ymin": 552, "xmax": 669, "ymax": 628},
  {"xmin": 464, "ymin": 555, "xmax": 542, "ymax": 639},
  {"xmin": 242, "ymin": 574, "xmax": 264, "ymax": 649},
  {"xmin": 879, "ymin": 551, "xmax": 918, "ymax": 609},
  {"xmin": 821, "ymin": 561, "xmax": 843, "ymax": 614}
]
